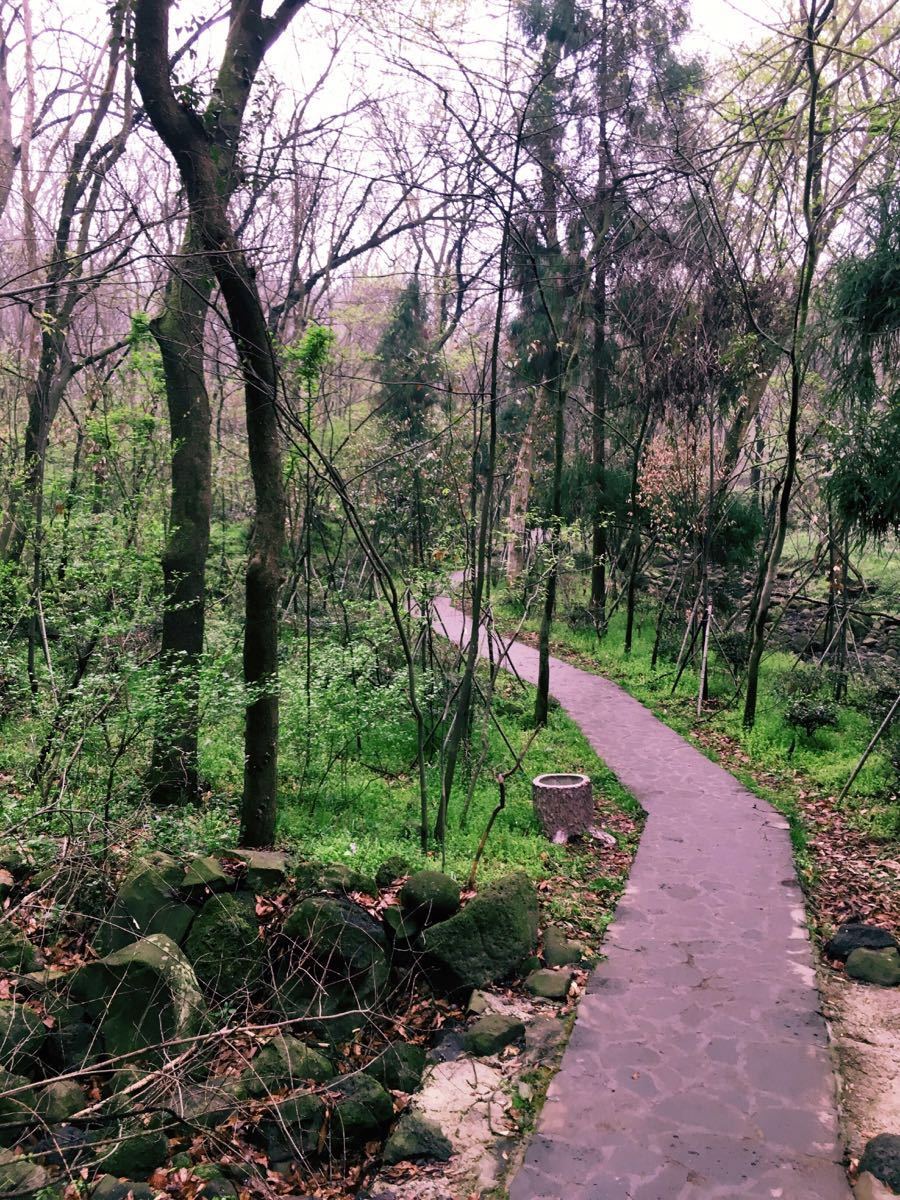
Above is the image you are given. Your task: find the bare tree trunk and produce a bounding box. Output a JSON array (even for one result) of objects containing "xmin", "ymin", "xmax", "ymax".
[
  {"xmin": 135, "ymin": 0, "xmax": 303, "ymax": 846},
  {"xmin": 535, "ymin": 378, "xmax": 564, "ymax": 727},
  {"xmin": 149, "ymin": 234, "xmax": 213, "ymax": 804}
]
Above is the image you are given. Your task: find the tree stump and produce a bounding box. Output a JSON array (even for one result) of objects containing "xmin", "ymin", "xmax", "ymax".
[{"xmin": 531, "ymin": 773, "xmax": 593, "ymax": 842}]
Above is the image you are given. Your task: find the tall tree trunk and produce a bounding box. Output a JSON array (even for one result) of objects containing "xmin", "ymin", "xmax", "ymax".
[
  {"xmin": 149, "ymin": 234, "xmax": 213, "ymax": 804},
  {"xmin": 506, "ymin": 389, "xmax": 542, "ymax": 587},
  {"xmin": 535, "ymin": 378, "xmax": 565, "ymax": 727},
  {"xmin": 135, "ymin": 0, "xmax": 301, "ymax": 846}
]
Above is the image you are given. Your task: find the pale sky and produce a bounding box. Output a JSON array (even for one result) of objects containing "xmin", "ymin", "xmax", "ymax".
[{"xmin": 687, "ymin": 0, "xmax": 785, "ymax": 54}]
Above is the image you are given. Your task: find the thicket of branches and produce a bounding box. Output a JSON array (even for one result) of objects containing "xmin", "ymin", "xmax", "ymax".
[{"xmin": 1, "ymin": 0, "xmax": 898, "ymax": 853}]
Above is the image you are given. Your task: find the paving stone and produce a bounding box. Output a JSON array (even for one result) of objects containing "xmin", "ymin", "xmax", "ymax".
[{"xmin": 432, "ymin": 594, "xmax": 851, "ymax": 1199}]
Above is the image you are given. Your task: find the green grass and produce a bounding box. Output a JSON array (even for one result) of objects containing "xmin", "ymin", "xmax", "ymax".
[{"xmin": 492, "ymin": 582, "xmax": 898, "ymax": 844}]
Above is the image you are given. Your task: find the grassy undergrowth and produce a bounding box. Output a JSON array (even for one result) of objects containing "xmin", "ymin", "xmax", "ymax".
[{"xmin": 492, "ymin": 587, "xmax": 898, "ymax": 848}]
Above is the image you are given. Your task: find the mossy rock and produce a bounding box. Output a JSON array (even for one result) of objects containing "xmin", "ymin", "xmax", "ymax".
[
  {"xmin": 382, "ymin": 906, "xmax": 422, "ymax": 944},
  {"xmin": 375, "ymin": 857, "xmax": 409, "ymax": 890},
  {"xmin": 95, "ymin": 852, "xmax": 194, "ymax": 954},
  {"xmin": 0, "ymin": 1000, "xmax": 45, "ymax": 1072},
  {"xmin": 260, "ymin": 1092, "xmax": 326, "ymax": 1163},
  {"xmin": 0, "ymin": 1148, "xmax": 46, "ymax": 1196},
  {"xmin": 525, "ymin": 968, "xmax": 572, "ymax": 1000},
  {"xmin": 36, "ymin": 1079, "xmax": 87, "ymax": 1123},
  {"xmin": 170, "ymin": 1079, "xmax": 242, "ymax": 1132},
  {"xmin": 542, "ymin": 926, "xmax": 583, "ymax": 968},
  {"xmin": 91, "ymin": 1178, "xmax": 157, "ymax": 1200},
  {"xmin": 42, "ymin": 1010, "xmax": 101, "ymax": 1073},
  {"xmin": 327, "ymin": 1074, "xmax": 393, "ymax": 1153},
  {"xmin": 183, "ymin": 892, "xmax": 262, "ymax": 997},
  {"xmin": 226, "ymin": 849, "xmax": 290, "ymax": 893},
  {"xmin": 422, "ymin": 872, "xmax": 538, "ymax": 993},
  {"xmin": 96, "ymin": 1121, "xmax": 169, "ymax": 1177},
  {"xmin": 0, "ymin": 927, "xmax": 39, "ymax": 974},
  {"xmin": 71, "ymin": 933, "xmax": 206, "ymax": 1063},
  {"xmin": 189, "ymin": 1165, "xmax": 238, "ymax": 1200},
  {"xmin": 293, "ymin": 862, "xmax": 377, "ymax": 897},
  {"xmin": 463, "ymin": 1013, "xmax": 525, "ymax": 1056},
  {"xmin": 846, "ymin": 947, "xmax": 900, "ymax": 986},
  {"xmin": 238, "ymin": 1034, "xmax": 333, "ymax": 1098},
  {"xmin": 363, "ymin": 1041, "xmax": 426, "ymax": 1093},
  {"xmin": 181, "ymin": 856, "xmax": 230, "ymax": 895},
  {"xmin": 0, "ymin": 846, "xmax": 35, "ymax": 881},
  {"xmin": 283, "ymin": 894, "xmax": 389, "ymax": 993},
  {"xmin": 0, "ymin": 1071, "xmax": 37, "ymax": 1147},
  {"xmin": 400, "ymin": 871, "xmax": 460, "ymax": 925},
  {"xmin": 383, "ymin": 1113, "xmax": 452, "ymax": 1165}
]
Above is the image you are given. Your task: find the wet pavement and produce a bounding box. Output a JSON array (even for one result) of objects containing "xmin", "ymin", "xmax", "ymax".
[{"xmin": 433, "ymin": 595, "xmax": 850, "ymax": 1200}]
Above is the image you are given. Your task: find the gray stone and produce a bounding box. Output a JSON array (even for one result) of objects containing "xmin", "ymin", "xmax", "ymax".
[
  {"xmin": 382, "ymin": 906, "xmax": 421, "ymax": 943},
  {"xmin": 382, "ymin": 1113, "xmax": 452, "ymax": 1165},
  {"xmin": 859, "ymin": 1133, "xmax": 900, "ymax": 1192},
  {"xmin": 525, "ymin": 968, "xmax": 573, "ymax": 1000},
  {"xmin": 71, "ymin": 933, "xmax": 206, "ymax": 1062},
  {"xmin": 463, "ymin": 1014, "xmax": 525, "ymax": 1057},
  {"xmin": 422, "ymin": 872, "xmax": 538, "ymax": 993},
  {"xmin": 846, "ymin": 947, "xmax": 900, "ymax": 986},
  {"xmin": 278, "ymin": 894, "xmax": 389, "ymax": 1041},
  {"xmin": 92, "ymin": 1177, "xmax": 157, "ymax": 1200},
  {"xmin": 36, "ymin": 1080, "xmax": 87, "ymax": 1123},
  {"xmin": 181, "ymin": 855, "xmax": 230, "ymax": 895},
  {"xmin": 542, "ymin": 926, "xmax": 583, "ymax": 968},
  {"xmin": 363, "ymin": 1041, "xmax": 426, "ymax": 1092},
  {"xmin": 400, "ymin": 871, "xmax": 460, "ymax": 925},
  {"xmin": 0, "ymin": 1148, "xmax": 46, "ymax": 1197},
  {"xmin": 238, "ymin": 1034, "xmax": 333, "ymax": 1098},
  {"xmin": 183, "ymin": 892, "xmax": 262, "ymax": 997},
  {"xmin": 260, "ymin": 1092, "xmax": 326, "ymax": 1162},
  {"xmin": 98, "ymin": 1122, "xmax": 169, "ymax": 1177},
  {"xmin": 226, "ymin": 849, "xmax": 290, "ymax": 892},
  {"xmin": 825, "ymin": 922, "xmax": 898, "ymax": 962},
  {"xmin": 328, "ymin": 1074, "xmax": 394, "ymax": 1152},
  {"xmin": 466, "ymin": 989, "xmax": 491, "ymax": 1015},
  {"xmin": 0, "ymin": 1001, "xmax": 45, "ymax": 1071},
  {"xmin": 96, "ymin": 852, "xmax": 194, "ymax": 953}
]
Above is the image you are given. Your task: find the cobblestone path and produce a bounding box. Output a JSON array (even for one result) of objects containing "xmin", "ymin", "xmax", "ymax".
[{"xmin": 433, "ymin": 595, "xmax": 849, "ymax": 1200}]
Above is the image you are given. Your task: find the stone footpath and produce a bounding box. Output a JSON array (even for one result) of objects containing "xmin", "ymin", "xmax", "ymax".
[{"xmin": 433, "ymin": 594, "xmax": 850, "ymax": 1200}]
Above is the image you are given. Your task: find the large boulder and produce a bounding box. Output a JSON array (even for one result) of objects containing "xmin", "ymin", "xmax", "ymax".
[
  {"xmin": 183, "ymin": 893, "xmax": 262, "ymax": 997},
  {"xmin": 259, "ymin": 1093, "xmax": 326, "ymax": 1164},
  {"xmin": 96, "ymin": 1121, "xmax": 169, "ymax": 1177},
  {"xmin": 400, "ymin": 871, "xmax": 460, "ymax": 925},
  {"xmin": 327, "ymin": 1074, "xmax": 394, "ymax": 1154},
  {"xmin": 278, "ymin": 895, "xmax": 389, "ymax": 1042},
  {"xmin": 375, "ymin": 856, "xmax": 409, "ymax": 890},
  {"xmin": 363, "ymin": 1041, "xmax": 426, "ymax": 1093},
  {"xmin": 36, "ymin": 1079, "xmax": 87, "ymax": 1123},
  {"xmin": 95, "ymin": 852, "xmax": 194, "ymax": 954},
  {"xmin": 846, "ymin": 947, "xmax": 900, "ymax": 986},
  {"xmin": 71, "ymin": 933, "xmax": 206, "ymax": 1062},
  {"xmin": 238, "ymin": 1034, "xmax": 333, "ymax": 1099},
  {"xmin": 0, "ymin": 1071, "xmax": 37, "ymax": 1147},
  {"xmin": 825, "ymin": 922, "xmax": 898, "ymax": 962},
  {"xmin": 0, "ymin": 1001, "xmax": 45, "ymax": 1071},
  {"xmin": 421, "ymin": 872, "xmax": 538, "ymax": 993},
  {"xmin": 859, "ymin": 1134, "xmax": 900, "ymax": 1193}
]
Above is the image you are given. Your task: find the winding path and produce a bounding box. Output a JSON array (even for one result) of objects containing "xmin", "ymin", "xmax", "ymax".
[{"xmin": 432, "ymin": 594, "xmax": 849, "ymax": 1200}]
